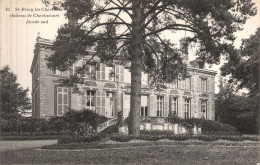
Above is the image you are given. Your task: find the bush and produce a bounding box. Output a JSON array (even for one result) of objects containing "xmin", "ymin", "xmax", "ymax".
[
  {"xmin": 47, "ymin": 116, "xmax": 67, "ymax": 134},
  {"xmin": 64, "ymin": 109, "xmax": 108, "ymax": 139},
  {"xmin": 167, "ymin": 117, "xmax": 240, "ymax": 135}
]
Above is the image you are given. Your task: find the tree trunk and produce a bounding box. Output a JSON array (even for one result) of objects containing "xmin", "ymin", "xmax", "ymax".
[{"xmin": 128, "ymin": 0, "xmax": 143, "ymax": 136}]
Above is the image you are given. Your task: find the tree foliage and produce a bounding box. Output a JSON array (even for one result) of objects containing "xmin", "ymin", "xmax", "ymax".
[
  {"xmin": 216, "ymin": 80, "xmax": 258, "ymax": 134},
  {"xmin": 221, "ymin": 27, "xmax": 260, "ymax": 97},
  {"xmin": 46, "ymin": 0, "xmax": 256, "ymax": 135},
  {"xmin": 0, "ymin": 66, "xmax": 31, "ymax": 119}
]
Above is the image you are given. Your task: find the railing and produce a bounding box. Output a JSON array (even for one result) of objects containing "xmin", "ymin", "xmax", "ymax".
[{"xmin": 97, "ymin": 118, "xmax": 118, "ymax": 133}]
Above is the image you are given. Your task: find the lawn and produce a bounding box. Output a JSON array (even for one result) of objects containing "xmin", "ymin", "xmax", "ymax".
[{"xmin": 0, "ymin": 141, "xmax": 259, "ymax": 165}]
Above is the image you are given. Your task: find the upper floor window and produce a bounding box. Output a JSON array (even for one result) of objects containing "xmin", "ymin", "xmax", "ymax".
[
  {"xmin": 124, "ymin": 68, "xmax": 131, "ymax": 83},
  {"xmin": 201, "ymin": 78, "xmax": 207, "ymax": 92},
  {"xmin": 142, "ymin": 72, "xmax": 149, "ymax": 85},
  {"xmin": 105, "ymin": 66, "xmax": 115, "ymax": 81},
  {"xmin": 51, "ymin": 68, "xmax": 68, "ymax": 76},
  {"xmin": 82, "ymin": 64, "xmax": 96, "ymax": 80},
  {"xmin": 184, "ymin": 77, "xmax": 191, "ymax": 90}
]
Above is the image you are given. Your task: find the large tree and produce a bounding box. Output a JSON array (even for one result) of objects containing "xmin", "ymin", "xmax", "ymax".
[
  {"xmin": 221, "ymin": 27, "xmax": 260, "ymax": 97},
  {"xmin": 46, "ymin": 0, "xmax": 256, "ymax": 135},
  {"xmin": 220, "ymin": 27, "xmax": 260, "ymax": 133},
  {"xmin": 0, "ymin": 66, "xmax": 31, "ymax": 119}
]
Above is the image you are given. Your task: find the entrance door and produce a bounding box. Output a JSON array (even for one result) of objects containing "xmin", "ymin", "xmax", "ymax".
[{"xmin": 105, "ymin": 92, "xmax": 114, "ymax": 118}]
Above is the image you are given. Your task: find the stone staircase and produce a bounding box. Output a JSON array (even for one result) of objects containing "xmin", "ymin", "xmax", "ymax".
[{"xmin": 97, "ymin": 118, "xmax": 118, "ymax": 133}]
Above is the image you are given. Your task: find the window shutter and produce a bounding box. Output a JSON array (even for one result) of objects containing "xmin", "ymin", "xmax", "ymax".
[
  {"xmin": 82, "ymin": 92, "xmax": 86, "ymax": 110},
  {"xmin": 197, "ymin": 77, "xmax": 201, "ymax": 92},
  {"xmin": 191, "ymin": 76, "xmax": 194, "ymax": 90},
  {"xmin": 164, "ymin": 96, "xmax": 169, "ymax": 117},
  {"xmin": 96, "ymin": 90, "xmax": 101, "ymax": 114},
  {"xmin": 120, "ymin": 66, "xmax": 124, "ymax": 82},
  {"xmin": 101, "ymin": 63, "xmax": 106, "ymax": 80},
  {"xmin": 101, "ymin": 91, "xmax": 106, "ymax": 116},
  {"xmin": 178, "ymin": 79, "xmax": 182, "ymax": 89},
  {"xmin": 115, "ymin": 65, "xmax": 120, "ymax": 82},
  {"xmin": 54, "ymin": 86, "xmax": 57, "ymax": 116},
  {"xmin": 149, "ymin": 95, "xmax": 156, "ymax": 116},
  {"xmin": 207, "ymin": 78, "xmax": 210, "ymax": 92}
]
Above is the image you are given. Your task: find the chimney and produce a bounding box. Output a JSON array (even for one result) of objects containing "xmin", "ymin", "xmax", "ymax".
[{"xmin": 179, "ymin": 37, "xmax": 189, "ymax": 64}]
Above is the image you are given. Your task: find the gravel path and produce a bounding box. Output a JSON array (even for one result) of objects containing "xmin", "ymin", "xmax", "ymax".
[{"xmin": 0, "ymin": 140, "xmax": 58, "ymax": 152}]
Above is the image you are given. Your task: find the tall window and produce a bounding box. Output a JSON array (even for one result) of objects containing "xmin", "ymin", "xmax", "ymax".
[
  {"xmin": 171, "ymin": 97, "xmax": 178, "ymax": 116},
  {"xmin": 157, "ymin": 96, "xmax": 164, "ymax": 117},
  {"xmin": 106, "ymin": 66, "xmax": 115, "ymax": 81},
  {"xmin": 201, "ymin": 100, "xmax": 208, "ymax": 119},
  {"xmin": 86, "ymin": 90, "xmax": 96, "ymax": 111},
  {"xmin": 201, "ymin": 78, "xmax": 207, "ymax": 92},
  {"xmin": 57, "ymin": 87, "xmax": 69, "ymax": 116},
  {"xmin": 82, "ymin": 63, "xmax": 96, "ymax": 79},
  {"xmin": 184, "ymin": 98, "xmax": 191, "ymax": 119},
  {"xmin": 184, "ymin": 77, "xmax": 191, "ymax": 90},
  {"xmin": 124, "ymin": 68, "xmax": 131, "ymax": 83},
  {"xmin": 140, "ymin": 95, "xmax": 148, "ymax": 116}
]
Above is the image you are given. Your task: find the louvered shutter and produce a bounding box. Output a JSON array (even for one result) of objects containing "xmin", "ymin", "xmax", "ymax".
[
  {"xmin": 82, "ymin": 92, "xmax": 86, "ymax": 110},
  {"xmin": 101, "ymin": 91, "xmax": 106, "ymax": 116},
  {"xmin": 115, "ymin": 65, "xmax": 120, "ymax": 82},
  {"xmin": 101, "ymin": 63, "xmax": 106, "ymax": 80},
  {"xmin": 120, "ymin": 66, "xmax": 124, "ymax": 82},
  {"xmin": 197, "ymin": 77, "xmax": 201, "ymax": 92},
  {"xmin": 198, "ymin": 99, "xmax": 201, "ymax": 118},
  {"xmin": 96, "ymin": 90, "xmax": 101, "ymax": 115},
  {"xmin": 149, "ymin": 95, "xmax": 156, "ymax": 116},
  {"xmin": 164, "ymin": 96, "xmax": 169, "ymax": 117},
  {"xmin": 207, "ymin": 78, "xmax": 210, "ymax": 92},
  {"xmin": 191, "ymin": 76, "xmax": 194, "ymax": 90}
]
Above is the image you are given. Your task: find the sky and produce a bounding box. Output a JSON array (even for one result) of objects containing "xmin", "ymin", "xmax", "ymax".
[{"xmin": 0, "ymin": 0, "xmax": 260, "ymax": 98}]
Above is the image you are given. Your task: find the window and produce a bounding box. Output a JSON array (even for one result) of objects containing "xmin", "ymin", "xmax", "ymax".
[
  {"xmin": 141, "ymin": 72, "xmax": 149, "ymax": 85},
  {"xmin": 201, "ymin": 78, "xmax": 207, "ymax": 92},
  {"xmin": 140, "ymin": 95, "xmax": 148, "ymax": 116},
  {"xmin": 200, "ymin": 100, "xmax": 208, "ymax": 119},
  {"xmin": 57, "ymin": 87, "xmax": 69, "ymax": 116},
  {"xmin": 124, "ymin": 68, "xmax": 131, "ymax": 83},
  {"xmin": 106, "ymin": 66, "xmax": 115, "ymax": 81},
  {"xmin": 84, "ymin": 64, "xmax": 96, "ymax": 79},
  {"xmin": 172, "ymin": 81, "xmax": 178, "ymax": 89},
  {"xmin": 86, "ymin": 90, "xmax": 96, "ymax": 111},
  {"xmin": 184, "ymin": 77, "xmax": 191, "ymax": 90},
  {"xmin": 51, "ymin": 68, "xmax": 68, "ymax": 76},
  {"xmin": 105, "ymin": 92, "xmax": 114, "ymax": 117},
  {"xmin": 171, "ymin": 97, "xmax": 178, "ymax": 116},
  {"xmin": 157, "ymin": 96, "xmax": 164, "ymax": 117},
  {"xmin": 184, "ymin": 98, "xmax": 191, "ymax": 119}
]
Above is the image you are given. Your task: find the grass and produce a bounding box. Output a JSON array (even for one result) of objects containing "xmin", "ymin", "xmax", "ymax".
[{"xmin": 0, "ymin": 141, "xmax": 259, "ymax": 164}]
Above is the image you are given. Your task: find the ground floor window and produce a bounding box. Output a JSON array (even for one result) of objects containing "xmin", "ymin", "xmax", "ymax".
[
  {"xmin": 105, "ymin": 92, "xmax": 114, "ymax": 118},
  {"xmin": 184, "ymin": 98, "xmax": 191, "ymax": 119},
  {"xmin": 140, "ymin": 95, "xmax": 148, "ymax": 116},
  {"xmin": 170, "ymin": 97, "xmax": 178, "ymax": 116},
  {"xmin": 86, "ymin": 90, "xmax": 96, "ymax": 111},
  {"xmin": 157, "ymin": 96, "xmax": 164, "ymax": 117},
  {"xmin": 57, "ymin": 87, "xmax": 68, "ymax": 115},
  {"xmin": 200, "ymin": 100, "xmax": 208, "ymax": 119}
]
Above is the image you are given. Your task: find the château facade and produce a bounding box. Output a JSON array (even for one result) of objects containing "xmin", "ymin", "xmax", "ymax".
[{"xmin": 31, "ymin": 37, "xmax": 217, "ymax": 120}]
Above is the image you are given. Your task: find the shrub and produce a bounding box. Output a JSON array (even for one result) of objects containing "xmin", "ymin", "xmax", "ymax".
[
  {"xmin": 47, "ymin": 116, "xmax": 67, "ymax": 134},
  {"xmin": 64, "ymin": 109, "xmax": 108, "ymax": 139}
]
